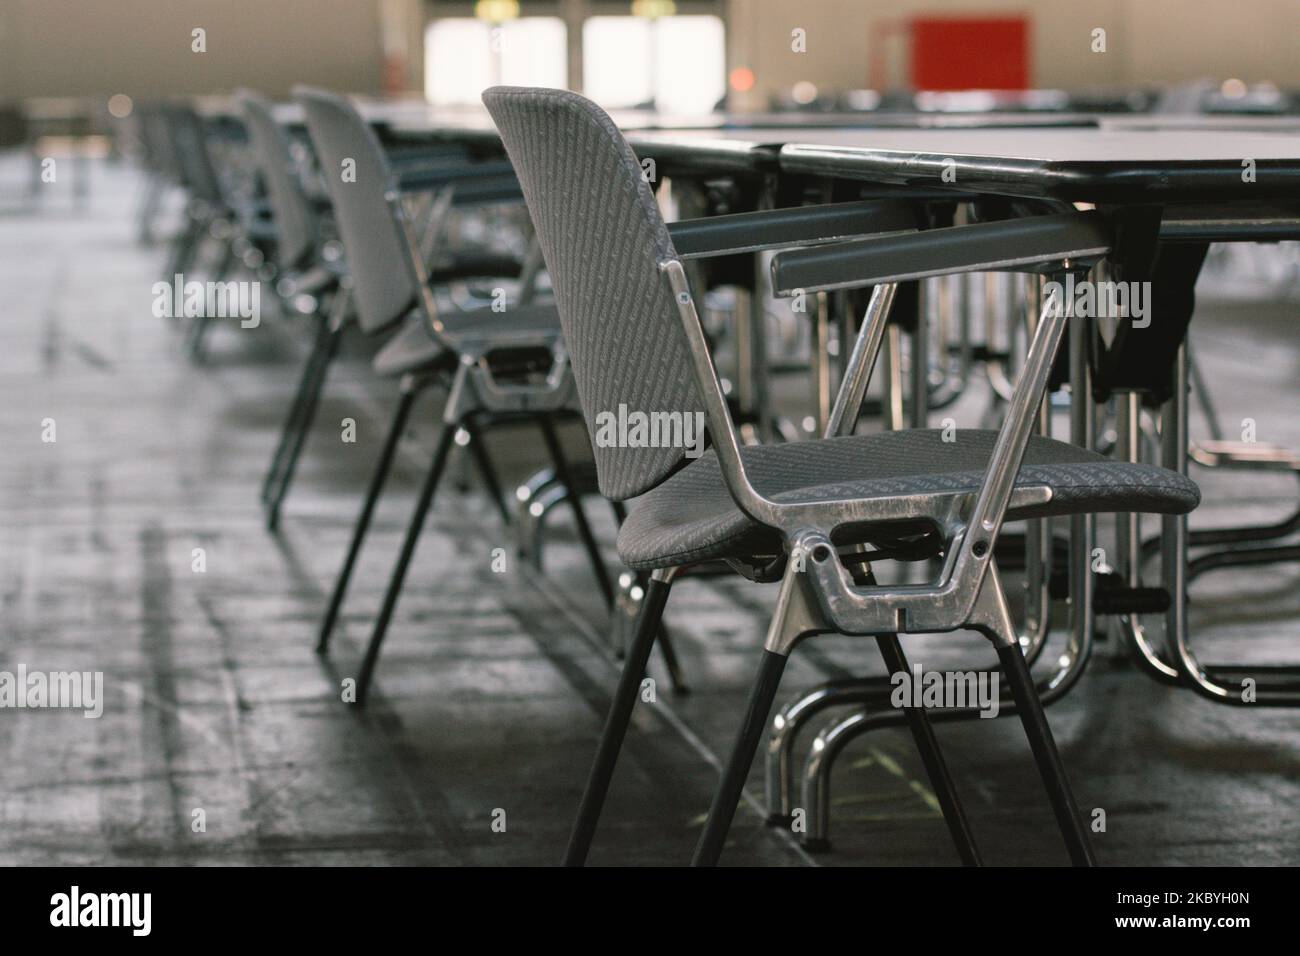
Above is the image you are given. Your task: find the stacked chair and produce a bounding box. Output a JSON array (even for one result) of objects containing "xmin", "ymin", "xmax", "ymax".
[
  {"xmin": 239, "ymin": 90, "xmax": 526, "ymax": 531},
  {"xmin": 290, "ymin": 88, "xmax": 613, "ymax": 702},
  {"xmin": 155, "ymin": 101, "xmax": 276, "ymax": 360},
  {"xmin": 153, "ymin": 81, "xmax": 1265, "ymax": 867}
]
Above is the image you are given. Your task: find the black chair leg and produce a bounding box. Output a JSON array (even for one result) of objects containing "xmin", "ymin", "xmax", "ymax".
[
  {"xmin": 655, "ymin": 621, "xmax": 688, "ymax": 695},
  {"xmin": 564, "ymin": 573, "xmax": 673, "ymax": 866},
  {"xmin": 354, "ymin": 422, "xmax": 457, "ymax": 704},
  {"xmin": 186, "ymin": 314, "xmax": 214, "ymax": 363},
  {"xmin": 317, "ymin": 384, "xmax": 420, "ymax": 654},
  {"xmin": 691, "ymin": 649, "xmax": 789, "ymax": 866},
  {"xmin": 166, "ymin": 219, "xmax": 203, "ymax": 280},
  {"xmin": 536, "ymin": 415, "xmax": 614, "ymax": 609},
  {"xmin": 876, "ymin": 633, "xmax": 982, "ymax": 865},
  {"xmin": 261, "ymin": 315, "xmax": 330, "ymax": 505},
  {"xmin": 265, "ymin": 323, "xmax": 342, "ymax": 532},
  {"xmin": 137, "ymin": 178, "xmax": 162, "ymax": 246},
  {"xmin": 463, "ymin": 419, "xmax": 513, "ymax": 527},
  {"xmin": 187, "ymin": 240, "xmax": 237, "ymax": 363},
  {"xmin": 996, "ymin": 641, "xmax": 1097, "ymax": 866}
]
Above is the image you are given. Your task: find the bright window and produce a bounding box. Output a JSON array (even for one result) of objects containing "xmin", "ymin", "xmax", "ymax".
[
  {"xmin": 425, "ymin": 17, "xmax": 567, "ymax": 105},
  {"xmin": 583, "ymin": 15, "xmax": 725, "ymax": 115}
]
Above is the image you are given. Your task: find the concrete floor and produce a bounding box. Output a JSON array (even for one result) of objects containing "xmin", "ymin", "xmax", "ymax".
[{"xmin": 1, "ymin": 157, "xmax": 1297, "ymax": 866}]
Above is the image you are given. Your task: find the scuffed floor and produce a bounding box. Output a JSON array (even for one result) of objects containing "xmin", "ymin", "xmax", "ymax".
[{"xmin": 0, "ymin": 156, "xmax": 1296, "ymax": 866}]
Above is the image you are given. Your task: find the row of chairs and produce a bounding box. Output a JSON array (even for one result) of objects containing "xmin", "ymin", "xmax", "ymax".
[{"xmin": 133, "ymin": 86, "xmax": 1204, "ymax": 866}]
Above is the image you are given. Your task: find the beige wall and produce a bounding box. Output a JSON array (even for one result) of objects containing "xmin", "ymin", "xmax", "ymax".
[
  {"xmin": 3, "ymin": 0, "xmax": 1295, "ymax": 104},
  {"xmin": 0, "ymin": 0, "xmax": 385, "ymax": 99},
  {"xmin": 726, "ymin": 0, "xmax": 1300, "ymax": 107}
]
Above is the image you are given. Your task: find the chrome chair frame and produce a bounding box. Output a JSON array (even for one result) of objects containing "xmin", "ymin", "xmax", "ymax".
[
  {"xmin": 664, "ymin": 249, "xmax": 1101, "ymax": 865},
  {"xmin": 481, "ymin": 87, "xmax": 1193, "ymax": 868},
  {"xmin": 763, "ymin": 273, "xmax": 1058, "ymax": 830}
]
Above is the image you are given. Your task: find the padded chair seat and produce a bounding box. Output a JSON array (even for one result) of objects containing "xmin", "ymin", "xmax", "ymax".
[
  {"xmin": 617, "ymin": 428, "xmax": 1200, "ymax": 570},
  {"xmin": 371, "ymin": 304, "xmax": 563, "ymax": 378}
]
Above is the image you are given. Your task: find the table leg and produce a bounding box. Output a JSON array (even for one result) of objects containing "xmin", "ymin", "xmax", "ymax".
[{"xmin": 1069, "ymin": 304, "xmax": 1095, "ymax": 682}]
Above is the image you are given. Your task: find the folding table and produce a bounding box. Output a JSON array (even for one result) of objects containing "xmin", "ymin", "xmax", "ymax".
[
  {"xmin": 769, "ymin": 125, "xmax": 1300, "ymax": 703},
  {"xmin": 626, "ymin": 116, "xmax": 1106, "ymax": 441},
  {"xmin": 622, "ymin": 123, "xmax": 1300, "ymax": 847}
]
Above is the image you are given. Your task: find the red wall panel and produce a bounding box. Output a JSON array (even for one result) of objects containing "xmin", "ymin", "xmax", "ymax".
[{"xmin": 910, "ymin": 16, "xmax": 1030, "ymax": 91}]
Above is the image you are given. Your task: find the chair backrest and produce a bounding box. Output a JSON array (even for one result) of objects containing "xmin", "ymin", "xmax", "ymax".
[
  {"xmin": 482, "ymin": 87, "xmax": 705, "ymax": 500},
  {"xmin": 294, "ymin": 87, "xmax": 414, "ymax": 334},
  {"xmin": 162, "ymin": 102, "xmax": 226, "ymax": 206},
  {"xmin": 237, "ymin": 90, "xmax": 318, "ymax": 271}
]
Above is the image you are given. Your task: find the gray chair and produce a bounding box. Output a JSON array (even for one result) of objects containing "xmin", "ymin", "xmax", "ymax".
[
  {"xmin": 483, "ymin": 86, "xmax": 1201, "ymax": 866},
  {"xmin": 237, "ymin": 90, "xmax": 347, "ymax": 528},
  {"xmin": 295, "ymin": 87, "xmax": 613, "ymax": 703},
  {"xmin": 237, "ymin": 90, "xmax": 324, "ymax": 278},
  {"xmin": 240, "ymin": 90, "xmax": 529, "ymax": 531},
  {"xmin": 134, "ymin": 102, "xmax": 181, "ymax": 245},
  {"xmin": 157, "ymin": 103, "xmax": 241, "ymax": 285}
]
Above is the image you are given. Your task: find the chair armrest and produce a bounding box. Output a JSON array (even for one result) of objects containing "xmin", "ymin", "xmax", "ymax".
[
  {"xmin": 667, "ymin": 200, "xmax": 918, "ymax": 260},
  {"xmin": 771, "ymin": 212, "xmax": 1111, "ymax": 295}
]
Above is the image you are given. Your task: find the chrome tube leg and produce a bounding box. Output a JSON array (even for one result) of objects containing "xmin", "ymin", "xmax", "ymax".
[
  {"xmin": 750, "ymin": 235, "xmax": 773, "ymax": 442},
  {"xmin": 1022, "ymin": 276, "xmax": 1051, "ymax": 652},
  {"xmin": 876, "ymin": 634, "xmax": 982, "ymax": 865},
  {"xmin": 513, "ymin": 467, "xmax": 557, "ymax": 565},
  {"xmin": 909, "ymin": 283, "xmax": 929, "ymax": 428},
  {"xmin": 1161, "ymin": 346, "xmax": 1192, "ymax": 681},
  {"xmin": 1157, "ymin": 346, "xmax": 1286, "ymax": 702},
  {"xmin": 996, "ymin": 641, "xmax": 1096, "ymax": 866},
  {"xmin": 1118, "ymin": 391, "xmax": 1181, "ymax": 678},
  {"xmin": 691, "ymin": 649, "xmax": 789, "ymax": 866},
  {"xmin": 1068, "ymin": 305, "xmax": 1096, "ymax": 680},
  {"xmin": 564, "ymin": 571, "xmax": 675, "ymax": 866},
  {"xmin": 1186, "ymin": 343, "xmax": 1223, "ymax": 441},
  {"xmin": 812, "ymin": 291, "xmax": 832, "ymax": 434},
  {"xmin": 317, "ymin": 382, "xmax": 420, "ymax": 654},
  {"xmin": 354, "ymin": 422, "xmax": 457, "ymax": 704},
  {"xmin": 764, "ymin": 679, "xmax": 884, "ymax": 825},
  {"xmin": 802, "ymin": 707, "xmax": 891, "ymax": 852},
  {"xmin": 733, "ymin": 287, "xmax": 756, "ymax": 440},
  {"xmin": 883, "ymin": 323, "xmax": 905, "ymax": 431}
]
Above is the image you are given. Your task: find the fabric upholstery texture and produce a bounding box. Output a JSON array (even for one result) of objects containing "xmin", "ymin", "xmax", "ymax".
[
  {"xmin": 482, "ymin": 86, "xmax": 1201, "ymax": 573},
  {"xmin": 617, "ymin": 428, "xmax": 1201, "ymax": 569},
  {"xmin": 483, "ymin": 87, "xmax": 706, "ymax": 500},
  {"xmin": 295, "ymin": 88, "xmax": 416, "ymax": 335}
]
